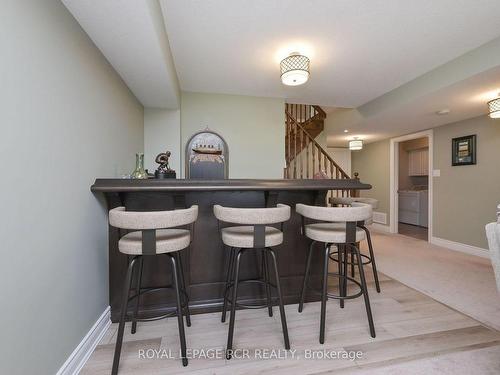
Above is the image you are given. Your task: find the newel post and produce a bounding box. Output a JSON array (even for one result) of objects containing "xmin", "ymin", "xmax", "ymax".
[{"xmin": 352, "ymin": 172, "xmax": 360, "ymax": 197}]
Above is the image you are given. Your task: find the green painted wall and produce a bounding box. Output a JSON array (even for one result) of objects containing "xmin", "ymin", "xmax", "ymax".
[
  {"xmin": 1, "ymin": 1, "xmax": 144, "ymax": 374},
  {"xmin": 351, "ymin": 139, "xmax": 391, "ymax": 224},
  {"xmin": 181, "ymin": 92, "xmax": 285, "ymax": 178},
  {"xmin": 433, "ymin": 115, "xmax": 500, "ymax": 248}
]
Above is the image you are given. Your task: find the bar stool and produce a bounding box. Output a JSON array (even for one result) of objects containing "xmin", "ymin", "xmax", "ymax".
[
  {"xmin": 329, "ymin": 197, "xmax": 381, "ymax": 293},
  {"xmin": 213, "ymin": 204, "xmax": 291, "ymax": 359},
  {"xmin": 109, "ymin": 205, "xmax": 198, "ymax": 374},
  {"xmin": 296, "ymin": 203, "xmax": 376, "ymax": 344}
]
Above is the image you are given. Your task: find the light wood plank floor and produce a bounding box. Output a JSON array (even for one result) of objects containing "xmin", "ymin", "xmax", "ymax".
[{"xmin": 82, "ymin": 267, "xmax": 500, "ymax": 374}]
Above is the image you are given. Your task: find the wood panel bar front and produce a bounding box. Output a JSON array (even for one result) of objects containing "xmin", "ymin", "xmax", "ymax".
[{"xmin": 91, "ymin": 179, "xmax": 371, "ymax": 322}]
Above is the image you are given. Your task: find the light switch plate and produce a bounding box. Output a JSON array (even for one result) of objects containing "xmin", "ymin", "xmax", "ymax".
[{"xmin": 433, "ymin": 169, "xmax": 441, "ymax": 177}]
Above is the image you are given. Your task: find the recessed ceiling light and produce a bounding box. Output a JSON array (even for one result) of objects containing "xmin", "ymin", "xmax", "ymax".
[
  {"xmin": 436, "ymin": 109, "xmax": 450, "ymax": 115},
  {"xmin": 343, "ymin": 129, "xmax": 349, "ymax": 133}
]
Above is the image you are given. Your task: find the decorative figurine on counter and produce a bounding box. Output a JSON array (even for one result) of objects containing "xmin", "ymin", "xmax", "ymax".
[{"xmin": 154, "ymin": 150, "xmax": 176, "ymax": 179}]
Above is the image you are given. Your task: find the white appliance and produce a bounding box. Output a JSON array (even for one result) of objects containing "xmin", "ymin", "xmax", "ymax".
[{"xmin": 398, "ymin": 190, "xmax": 428, "ymax": 227}]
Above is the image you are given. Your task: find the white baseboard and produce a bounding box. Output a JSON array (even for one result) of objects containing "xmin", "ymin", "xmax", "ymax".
[
  {"xmin": 430, "ymin": 236, "xmax": 490, "ymax": 259},
  {"xmin": 369, "ymin": 223, "xmax": 391, "ymax": 233},
  {"xmin": 57, "ymin": 307, "xmax": 111, "ymax": 375}
]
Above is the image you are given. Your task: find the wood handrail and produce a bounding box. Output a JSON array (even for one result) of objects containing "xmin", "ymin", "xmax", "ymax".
[
  {"xmin": 285, "ymin": 109, "xmax": 350, "ymax": 178},
  {"xmin": 312, "ymin": 105, "xmax": 326, "ymax": 118}
]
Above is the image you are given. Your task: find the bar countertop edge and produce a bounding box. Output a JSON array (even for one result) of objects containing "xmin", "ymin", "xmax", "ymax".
[{"xmin": 91, "ymin": 178, "xmax": 372, "ymax": 192}]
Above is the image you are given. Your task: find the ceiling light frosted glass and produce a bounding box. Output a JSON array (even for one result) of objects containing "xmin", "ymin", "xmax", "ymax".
[
  {"xmin": 488, "ymin": 97, "xmax": 500, "ymax": 119},
  {"xmin": 280, "ymin": 53, "xmax": 310, "ymax": 86},
  {"xmin": 349, "ymin": 139, "xmax": 363, "ymax": 151}
]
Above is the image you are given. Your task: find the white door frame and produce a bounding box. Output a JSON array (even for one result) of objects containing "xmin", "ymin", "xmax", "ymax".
[{"xmin": 389, "ymin": 129, "xmax": 433, "ymax": 241}]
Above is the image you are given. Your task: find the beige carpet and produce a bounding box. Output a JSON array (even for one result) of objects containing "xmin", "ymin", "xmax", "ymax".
[{"xmin": 365, "ymin": 230, "xmax": 500, "ymax": 331}]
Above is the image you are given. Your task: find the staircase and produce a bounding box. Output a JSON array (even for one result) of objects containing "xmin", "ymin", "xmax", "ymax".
[{"xmin": 284, "ymin": 103, "xmax": 357, "ymax": 199}]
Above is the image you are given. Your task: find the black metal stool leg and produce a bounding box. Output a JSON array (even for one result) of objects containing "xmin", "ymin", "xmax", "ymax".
[
  {"xmin": 176, "ymin": 252, "xmax": 191, "ymax": 327},
  {"xmin": 351, "ymin": 244, "xmax": 376, "ymax": 338},
  {"xmin": 175, "ymin": 252, "xmax": 191, "ymax": 327},
  {"xmin": 339, "ymin": 245, "xmax": 346, "ymax": 308},
  {"xmin": 112, "ymin": 256, "xmax": 138, "ymax": 375},
  {"xmin": 131, "ymin": 257, "xmax": 144, "ymax": 334},
  {"xmin": 343, "ymin": 244, "xmax": 349, "ymax": 307},
  {"xmin": 267, "ymin": 247, "xmax": 290, "ymax": 350},
  {"xmin": 351, "ymin": 250, "xmax": 355, "ymax": 277},
  {"xmin": 221, "ymin": 247, "xmax": 235, "ymax": 323},
  {"xmin": 337, "ymin": 244, "xmax": 342, "ymax": 307},
  {"xmin": 226, "ymin": 249, "xmax": 243, "ymax": 360},
  {"xmin": 262, "ymin": 249, "xmax": 273, "ymax": 317},
  {"xmin": 170, "ymin": 254, "xmax": 188, "ymax": 366},
  {"xmin": 320, "ymin": 244, "xmax": 330, "ymax": 344},
  {"xmin": 298, "ymin": 240, "xmax": 315, "ymax": 313},
  {"xmin": 363, "ymin": 227, "xmax": 381, "ymax": 293}
]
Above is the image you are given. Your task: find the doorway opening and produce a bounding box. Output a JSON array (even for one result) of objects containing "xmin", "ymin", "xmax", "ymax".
[{"xmin": 390, "ymin": 130, "xmax": 433, "ymax": 242}]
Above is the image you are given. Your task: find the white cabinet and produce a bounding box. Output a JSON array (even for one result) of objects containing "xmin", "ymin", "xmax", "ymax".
[
  {"xmin": 408, "ymin": 148, "xmax": 428, "ymax": 176},
  {"xmin": 399, "ymin": 190, "xmax": 428, "ymax": 227}
]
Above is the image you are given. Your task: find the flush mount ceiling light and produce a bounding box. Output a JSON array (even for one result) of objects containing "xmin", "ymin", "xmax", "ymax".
[
  {"xmin": 349, "ymin": 138, "xmax": 363, "ymax": 151},
  {"xmin": 488, "ymin": 94, "xmax": 500, "ymax": 119},
  {"xmin": 280, "ymin": 53, "xmax": 310, "ymax": 86}
]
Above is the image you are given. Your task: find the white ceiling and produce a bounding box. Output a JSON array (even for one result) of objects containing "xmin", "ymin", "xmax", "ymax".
[
  {"xmin": 63, "ymin": 0, "xmax": 180, "ymax": 108},
  {"xmin": 162, "ymin": 0, "xmax": 500, "ymax": 107},
  {"xmin": 326, "ymin": 66, "xmax": 500, "ymax": 146},
  {"xmin": 63, "ymin": 0, "xmax": 500, "ymax": 143}
]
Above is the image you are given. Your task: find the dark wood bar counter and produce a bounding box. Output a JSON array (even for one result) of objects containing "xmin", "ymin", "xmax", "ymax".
[{"xmin": 91, "ymin": 178, "xmax": 371, "ymax": 322}]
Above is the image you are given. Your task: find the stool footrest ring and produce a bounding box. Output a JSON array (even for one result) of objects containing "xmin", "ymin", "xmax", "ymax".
[
  {"xmin": 131, "ymin": 311, "xmax": 181, "ymax": 322},
  {"xmin": 329, "ymin": 251, "xmax": 373, "ymax": 266},
  {"xmin": 126, "ymin": 286, "xmax": 189, "ymax": 321},
  {"xmin": 305, "ymin": 273, "xmax": 363, "ymax": 300},
  {"xmin": 223, "ymin": 279, "xmax": 278, "ymax": 310}
]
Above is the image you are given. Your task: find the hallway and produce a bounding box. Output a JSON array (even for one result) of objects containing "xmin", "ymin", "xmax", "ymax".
[{"xmin": 398, "ymin": 223, "xmax": 428, "ymax": 241}]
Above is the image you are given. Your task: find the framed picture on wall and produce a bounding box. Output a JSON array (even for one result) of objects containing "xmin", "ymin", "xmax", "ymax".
[{"xmin": 452, "ymin": 135, "xmax": 476, "ymax": 166}]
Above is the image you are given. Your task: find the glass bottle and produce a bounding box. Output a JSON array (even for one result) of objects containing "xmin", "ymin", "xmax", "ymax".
[{"xmin": 131, "ymin": 153, "xmax": 148, "ymax": 179}]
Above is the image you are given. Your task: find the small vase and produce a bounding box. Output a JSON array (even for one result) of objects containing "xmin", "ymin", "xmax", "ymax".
[{"xmin": 131, "ymin": 153, "xmax": 148, "ymax": 179}]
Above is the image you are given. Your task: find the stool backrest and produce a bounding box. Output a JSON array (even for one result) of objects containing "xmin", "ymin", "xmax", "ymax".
[
  {"xmin": 330, "ymin": 197, "xmax": 377, "ymax": 225},
  {"xmin": 213, "ymin": 204, "xmax": 291, "ymax": 225},
  {"xmin": 213, "ymin": 204, "xmax": 290, "ymax": 248},
  {"xmin": 109, "ymin": 205, "xmax": 198, "ymax": 230},
  {"xmin": 296, "ymin": 202, "xmax": 372, "ymax": 223},
  {"xmin": 330, "ymin": 197, "xmax": 379, "ymax": 209}
]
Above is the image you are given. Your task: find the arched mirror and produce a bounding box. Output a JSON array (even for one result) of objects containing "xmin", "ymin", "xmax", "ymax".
[{"xmin": 185, "ymin": 129, "xmax": 229, "ymax": 179}]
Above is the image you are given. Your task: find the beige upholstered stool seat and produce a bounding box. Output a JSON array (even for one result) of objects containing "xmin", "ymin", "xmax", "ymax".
[
  {"xmin": 221, "ymin": 226, "xmax": 283, "ymax": 248},
  {"xmin": 119, "ymin": 229, "xmax": 191, "ymax": 255},
  {"xmin": 304, "ymin": 223, "xmax": 366, "ymax": 243}
]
